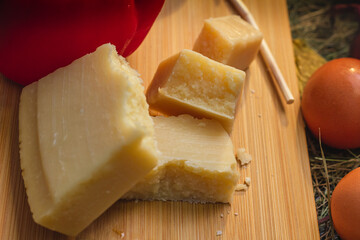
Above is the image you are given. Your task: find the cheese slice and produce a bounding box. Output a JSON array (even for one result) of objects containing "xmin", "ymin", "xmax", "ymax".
[
  {"xmin": 19, "ymin": 43, "xmax": 158, "ymax": 236},
  {"xmin": 193, "ymin": 15, "xmax": 263, "ymax": 70},
  {"xmin": 123, "ymin": 115, "xmax": 240, "ymax": 203},
  {"xmin": 146, "ymin": 49, "xmax": 245, "ymax": 133}
]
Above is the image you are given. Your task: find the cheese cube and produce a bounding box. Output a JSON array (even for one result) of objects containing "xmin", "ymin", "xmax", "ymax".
[
  {"xmin": 146, "ymin": 49, "xmax": 245, "ymax": 133},
  {"xmin": 123, "ymin": 115, "xmax": 240, "ymax": 203},
  {"xmin": 19, "ymin": 44, "xmax": 158, "ymax": 236},
  {"xmin": 193, "ymin": 15, "xmax": 263, "ymax": 70}
]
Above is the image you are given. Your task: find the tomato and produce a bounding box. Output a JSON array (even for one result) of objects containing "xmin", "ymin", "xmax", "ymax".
[
  {"xmin": 0, "ymin": 0, "xmax": 164, "ymax": 85},
  {"xmin": 301, "ymin": 58, "xmax": 360, "ymax": 149},
  {"xmin": 331, "ymin": 167, "xmax": 360, "ymax": 240}
]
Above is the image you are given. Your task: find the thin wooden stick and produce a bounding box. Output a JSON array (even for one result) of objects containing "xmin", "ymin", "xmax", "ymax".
[{"xmin": 230, "ymin": 0, "xmax": 295, "ymax": 104}]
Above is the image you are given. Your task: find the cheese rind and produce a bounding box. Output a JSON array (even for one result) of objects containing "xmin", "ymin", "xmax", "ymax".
[
  {"xmin": 19, "ymin": 43, "xmax": 157, "ymax": 236},
  {"xmin": 193, "ymin": 15, "xmax": 263, "ymax": 70},
  {"xmin": 123, "ymin": 115, "xmax": 240, "ymax": 203},
  {"xmin": 146, "ymin": 49, "xmax": 245, "ymax": 133},
  {"xmin": 19, "ymin": 82, "xmax": 54, "ymax": 214}
]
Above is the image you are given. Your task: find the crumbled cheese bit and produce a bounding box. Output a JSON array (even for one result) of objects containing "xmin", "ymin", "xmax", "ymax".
[
  {"xmin": 113, "ymin": 229, "xmax": 125, "ymax": 238},
  {"xmin": 234, "ymin": 213, "xmax": 239, "ymax": 216},
  {"xmin": 235, "ymin": 183, "xmax": 248, "ymax": 191},
  {"xmin": 250, "ymin": 89, "xmax": 255, "ymax": 94},
  {"xmin": 220, "ymin": 213, "xmax": 224, "ymax": 218},
  {"xmin": 227, "ymin": 210, "xmax": 230, "ymax": 214},
  {"xmin": 236, "ymin": 148, "xmax": 252, "ymax": 165},
  {"xmin": 216, "ymin": 230, "xmax": 223, "ymax": 236},
  {"xmin": 245, "ymin": 177, "xmax": 251, "ymax": 186}
]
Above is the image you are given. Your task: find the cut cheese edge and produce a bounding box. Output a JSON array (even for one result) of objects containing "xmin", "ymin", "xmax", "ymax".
[
  {"xmin": 19, "ymin": 43, "xmax": 158, "ymax": 236},
  {"xmin": 146, "ymin": 49, "xmax": 245, "ymax": 133},
  {"xmin": 123, "ymin": 115, "xmax": 240, "ymax": 203},
  {"xmin": 193, "ymin": 15, "xmax": 263, "ymax": 70}
]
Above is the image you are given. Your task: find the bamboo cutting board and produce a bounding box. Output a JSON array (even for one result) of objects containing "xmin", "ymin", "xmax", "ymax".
[{"xmin": 0, "ymin": 0, "xmax": 320, "ymax": 239}]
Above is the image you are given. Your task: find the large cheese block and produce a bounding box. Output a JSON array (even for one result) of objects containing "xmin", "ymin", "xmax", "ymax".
[
  {"xmin": 193, "ymin": 15, "xmax": 263, "ymax": 70},
  {"xmin": 123, "ymin": 115, "xmax": 240, "ymax": 203},
  {"xmin": 19, "ymin": 43, "xmax": 158, "ymax": 236},
  {"xmin": 146, "ymin": 49, "xmax": 245, "ymax": 133}
]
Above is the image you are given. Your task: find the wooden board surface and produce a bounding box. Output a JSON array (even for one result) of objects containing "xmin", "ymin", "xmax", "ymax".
[{"xmin": 0, "ymin": 0, "xmax": 320, "ymax": 239}]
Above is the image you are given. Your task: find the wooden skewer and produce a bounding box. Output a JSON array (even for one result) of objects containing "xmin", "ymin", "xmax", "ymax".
[{"xmin": 230, "ymin": 0, "xmax": 295, "ymax": 104}]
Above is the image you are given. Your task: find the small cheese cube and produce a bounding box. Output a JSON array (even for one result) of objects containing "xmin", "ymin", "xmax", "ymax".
[
  {"xmin": 123, "ymin": 115, "xmax": 240, "ymax": 203},
  {"xmin": 19, "ymin": 44, "xmax": 158, "ymax": 236},
  {"xmin": 193, "ymin": 15, "xmax": 263, "ymax": 70},
  {"xmin": 146, "ymin": 49, "xmax": 245, "ymax": 133}
]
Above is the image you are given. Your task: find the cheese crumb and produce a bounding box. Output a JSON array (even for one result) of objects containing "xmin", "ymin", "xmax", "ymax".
[
  {"xmin": 245, "ymin": 177, "xmax": 251, "ymax": 186},
  {"xmin": 113, "ymin": 229, "xmax": 125, "ymax": 238},
  {"xmin": 235, "ymin": 183, "xmax": 248, "ymax": 191},
  {"xmin": 236, "ymin": 148, "xmax": 252, "ymax": 165},
  {"xmin": 216, "ymin": 230, "xmax": 223, "ymax": 236},
  {"xmin": 234, "ymin": 213, "xmax": 239, "ymax": 216},
  {"xmin": 220, "ymin": 213, "xmax": 224, "ymax": 218},
  {"xmin": 250, "ymin": 89, "xmax": 255, "ymax": 94}
]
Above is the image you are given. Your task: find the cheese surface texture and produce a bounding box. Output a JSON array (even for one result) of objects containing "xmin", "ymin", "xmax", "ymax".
[
  {"xmin": 123, "ymin": 115, "xmax": 240, "ymax": 203},
  {"xmin": 146, "ymin": 49, "xmax": 245, "ymax": 133},
  {"xmin": 193, "ymin": 15, "xmax": 263, "ymax": 70},
  {"xmin": 19, "ymin": 43, "xmax": 158, "ymax": 236}
]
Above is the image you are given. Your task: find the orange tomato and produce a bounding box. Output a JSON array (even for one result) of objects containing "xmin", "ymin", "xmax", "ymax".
[
  {"xmin": 301, "ymin": 58, "xmax": 360, "ymax": 149},
  {"xmin": 331, "ymin": 167, "xmax": 360, "ymax": 240}
]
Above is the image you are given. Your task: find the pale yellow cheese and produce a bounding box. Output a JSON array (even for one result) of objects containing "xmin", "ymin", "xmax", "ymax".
[
  {"xmin": 123, "ymin": 115, "xmax": 240, "ymax": 203},
  {"xmin": 193, "ymin": 15, "xmax": 263, "ymax": 70},
  {"xmin": 146, "ymin": 49, "xmax": 245, "ymax": 133},
  {"xmin": 19, "ymin": 43, "xmax": 158, "ymax": 236}
]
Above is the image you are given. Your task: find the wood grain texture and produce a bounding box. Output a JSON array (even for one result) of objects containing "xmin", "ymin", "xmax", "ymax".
[{"xmin": 0, "ymin": 0, "xmax": 319, "ymax": 239}]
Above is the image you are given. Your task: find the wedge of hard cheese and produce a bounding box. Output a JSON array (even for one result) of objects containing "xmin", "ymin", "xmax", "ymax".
[
  {"xmin": 123, "ymin": 115, "xmax": 240, "ymax": 203},
  {"xmin": 146, "ymin": 49, "xmax": 245, "ymax": 133},
  {"xmin": 193, "ymin": 15, "xmax": 263, "ymax": 70},
  {"xmin": 19, "ymin": 43, "xmax": 158, "ymax": 236}
]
